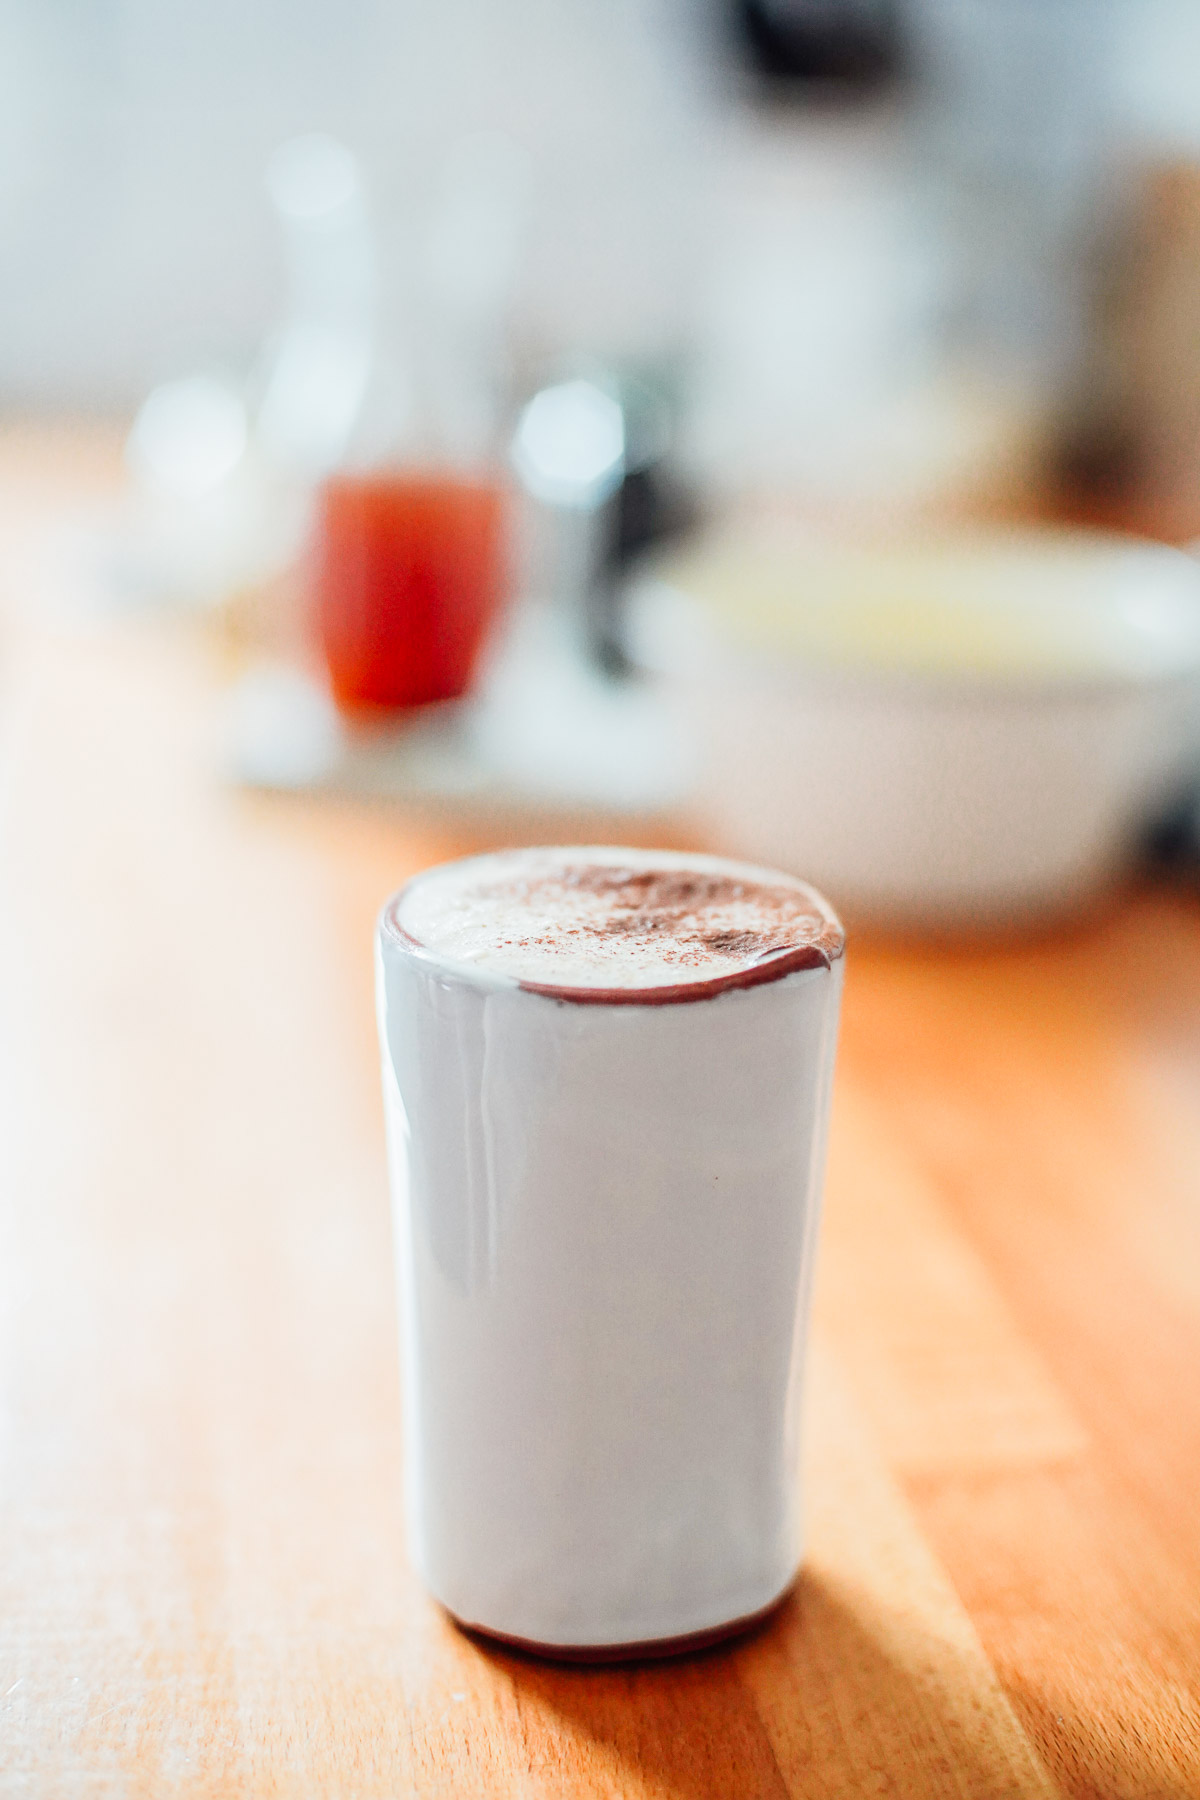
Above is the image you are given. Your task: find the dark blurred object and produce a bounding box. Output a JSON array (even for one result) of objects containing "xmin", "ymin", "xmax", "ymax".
[
  {"xmin": 594, "ymin": 382, "xmax": 697, "ymax": 679},
  {"xmin": 733, "ymin": 0, "xmax": 902, "ymax": 90},
  {"xmin": 592, "ymin": 464, "xmax": 696, "ymax": 677},
  {"xmin": 512, "ymin": 372, "xmax": 694, "ymax": 681},
  {"xmin": 1058, "ymin": 163, "xmax": 1200, "ymax": 543},
  {"xmin": 1143, "ymin": 779, "xmax": 1200, "ymax": 881}
]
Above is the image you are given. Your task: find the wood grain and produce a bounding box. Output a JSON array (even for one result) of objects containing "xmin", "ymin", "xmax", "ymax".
[{"xmin": 1, "ymin": 427, "xmax": 1197, "ymax": 1795}]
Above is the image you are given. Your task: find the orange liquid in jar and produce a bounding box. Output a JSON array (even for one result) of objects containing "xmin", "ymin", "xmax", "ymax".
[{"xmin": 315, "ymin": 472, "xmax": 508, "ymax": 712}]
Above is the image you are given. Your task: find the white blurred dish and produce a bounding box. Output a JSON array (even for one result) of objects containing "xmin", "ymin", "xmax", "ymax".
[{"xmin": 634, "ymin": 527, "xmax": 1200, "ymax": 924}]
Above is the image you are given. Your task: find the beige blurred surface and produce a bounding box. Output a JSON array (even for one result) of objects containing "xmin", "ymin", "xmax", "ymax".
[{"xmin": 1, "ymin": 428, "xmax": 1199, "ymax": 1795}]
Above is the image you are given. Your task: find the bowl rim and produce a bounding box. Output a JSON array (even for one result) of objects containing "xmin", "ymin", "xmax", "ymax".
[{"xmin": 642, "ymin": 527, "xmax": 1200, "ymax": 697}]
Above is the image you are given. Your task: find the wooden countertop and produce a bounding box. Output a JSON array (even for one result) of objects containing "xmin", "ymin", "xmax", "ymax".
[{"xmin": 2, "ymin": 429, "xmax": 1199, "ymax": 1797}]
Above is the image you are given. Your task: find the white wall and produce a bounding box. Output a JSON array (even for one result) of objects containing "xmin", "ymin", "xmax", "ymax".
[
  {"xmin": 0, "ymin": 0, "xmax": 717, "ymax": 410},
  {"xmin": 0, "ymin": 0, "xmax": 1190, "ymax": 415}
]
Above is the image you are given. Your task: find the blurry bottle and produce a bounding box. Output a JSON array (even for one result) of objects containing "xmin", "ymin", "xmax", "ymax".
[
  {"xmin": 1057, "ymin": 164, "xmax": 1200, "ymax": 544},
  {"xmin": 315, "ymin": 474, "xmax": 507, "ymax": 711},
  {"xmin": 1050, "ymin": 4, "xmax": 1200, "ymax": 538},
  {"xmin": 511, "ymin": 369, "xmax": 695, "ymax": 681},
  {"xmin": 309, "ymin": 134, "xmax": 529, "ymax": 716},
  {"xmin": 906, "ymin": 0, "xmax": 1118, "ymax": 395},
  {"xmin": 258, "ymin": 134, "xmax": 374, "ymax": 489}
]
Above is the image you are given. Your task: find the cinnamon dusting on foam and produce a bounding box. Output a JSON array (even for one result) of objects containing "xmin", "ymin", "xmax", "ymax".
[{"xmin": 387, "ymin": 848, "xmax": 843, "ymax": 1004}]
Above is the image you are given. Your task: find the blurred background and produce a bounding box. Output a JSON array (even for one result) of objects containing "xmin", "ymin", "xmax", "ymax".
[
  {"xmin": 8, "ymin": 9, "xmax": 1200, "ymax": 1779},
  {"xmin": 6, "ymin": 0, "xmax": 1200, "ymax": 923},
  {"xmin": 3, "ymin": 0, "xmax": 1198, "ymax": 413}
]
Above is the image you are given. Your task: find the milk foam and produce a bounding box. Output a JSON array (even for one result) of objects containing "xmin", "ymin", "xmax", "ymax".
[{"xmin": 391, "ymin": 846, "xmax": 843, "ymax": 992}]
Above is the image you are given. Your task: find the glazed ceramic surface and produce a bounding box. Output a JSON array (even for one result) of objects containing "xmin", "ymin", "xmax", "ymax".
[{"xmin": 375, "ymin": 852, "xmax": 843, "ymax": 1650}]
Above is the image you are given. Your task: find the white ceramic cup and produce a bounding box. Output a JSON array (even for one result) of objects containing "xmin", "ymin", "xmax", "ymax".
[{"xmin": 375, "ymin": 848, "xmax": 844, "ymax": 1656}]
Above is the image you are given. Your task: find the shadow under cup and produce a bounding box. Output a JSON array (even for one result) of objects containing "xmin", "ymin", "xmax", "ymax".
[{"xmin": 375, "ymin": 878, "xmax": 844, "ymax": 1659}]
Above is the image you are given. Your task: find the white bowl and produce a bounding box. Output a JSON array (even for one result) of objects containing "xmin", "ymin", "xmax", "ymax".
[{"xmin": 636, "ymin": 527, "xmax": 1200, "ymax": 924}]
